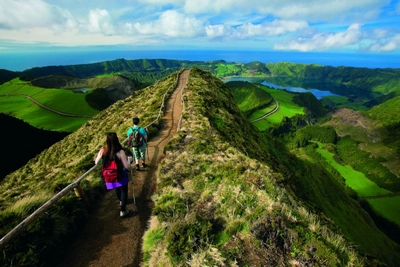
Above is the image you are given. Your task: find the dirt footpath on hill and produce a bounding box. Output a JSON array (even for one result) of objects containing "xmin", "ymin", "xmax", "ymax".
[{"xmin": 56, "ymin": 70, "xmax": 189, "ymax": 267}]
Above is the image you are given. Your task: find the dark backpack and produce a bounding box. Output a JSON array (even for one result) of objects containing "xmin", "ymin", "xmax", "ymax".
[
  {"xmin": 128, "ymin": 127, "xmax": 144, "ymax": 148},
  {"xmin": 101, "ymin": 154, "xmax": 122, "ymax": 182}
]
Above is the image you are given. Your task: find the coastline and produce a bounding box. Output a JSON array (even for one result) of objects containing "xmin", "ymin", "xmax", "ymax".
[{"xmin": 1, "ymin": 50, "xmax": 400, "ymax": 72}]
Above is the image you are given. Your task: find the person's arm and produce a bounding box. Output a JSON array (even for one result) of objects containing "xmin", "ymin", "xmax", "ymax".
[
  {"xmin": 142, "ymin": 127, "xmax": 148, "ymax": 141},
  {"xmin": 117, "ymin": 150, "xmax": 130, "ymax": 169},
  {"xmin": 95, "ymin": 148, "xmax": 104, "ymax": 165}
]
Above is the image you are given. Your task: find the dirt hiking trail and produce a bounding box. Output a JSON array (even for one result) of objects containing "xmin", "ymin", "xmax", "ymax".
[{"xmin": 56, "ymin": 70, "xmax": 189, "ymax": 267}]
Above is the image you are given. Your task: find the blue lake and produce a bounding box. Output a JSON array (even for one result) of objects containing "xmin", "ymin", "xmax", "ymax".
[
  {"xmin": 261, "ymin": 81, "xmax": 339, "ymax": 99},
  {"xmin": 72, "ymin": 88, "xmax": 90, "ymax": 93},
  {"xmin": 223, "ymin": 77, "xmax": 340, "ymax": 99}
]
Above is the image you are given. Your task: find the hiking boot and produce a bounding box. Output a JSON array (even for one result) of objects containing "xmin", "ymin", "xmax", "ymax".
[
  {"xmin": 120, "ymin": 209, "xmax": 129, "ymax": 217},
  {"xmin": 135, "ymin": 164, "xmax": 140, "ymax": 171},
  {"xmin": 142, "ymin": 163, "xmax": 147, "ymax": 168}
]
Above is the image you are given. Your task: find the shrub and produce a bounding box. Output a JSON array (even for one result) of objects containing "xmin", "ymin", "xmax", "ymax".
[
  {"xmin": 165, "ymin": 213, "xmax": 213, "ymax": 262},
  {"xmin": 152, "ymin": 192, "xmax": 188, "ymax": 222},
  {"xmin": 142, "ymin": 227, "xmax": 166, "ymax": 262}
]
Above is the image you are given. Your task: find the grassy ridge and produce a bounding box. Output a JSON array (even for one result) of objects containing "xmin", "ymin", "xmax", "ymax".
[{"xmin": 142, "ymin": 68, "xmax": 400, "ymax": 266}]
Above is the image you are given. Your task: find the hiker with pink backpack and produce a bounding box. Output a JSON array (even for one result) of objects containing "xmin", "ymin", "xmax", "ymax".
[{"xmin": 95, "ymin": 132, "xmax": 132, "ymax": 217}]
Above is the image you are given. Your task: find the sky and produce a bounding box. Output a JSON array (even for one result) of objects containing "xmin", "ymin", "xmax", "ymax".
[{"xmin": 0, "ymin": 0, "xmax": 400, "ymax": 54}]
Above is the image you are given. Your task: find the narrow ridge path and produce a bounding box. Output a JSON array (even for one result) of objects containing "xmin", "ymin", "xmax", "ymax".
[{"xmin": 55, "ymin": 69, "xmax": 189, "ymax": 267}]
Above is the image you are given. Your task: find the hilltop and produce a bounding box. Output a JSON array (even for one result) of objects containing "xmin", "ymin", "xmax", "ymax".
[{"xmin": 1, "ymin": 68, "xmax": 399, "ymax": 266}]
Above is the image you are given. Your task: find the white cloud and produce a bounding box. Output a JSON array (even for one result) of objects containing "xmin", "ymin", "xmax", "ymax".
[
  {"xmin": 240, "ymin": 20, "xmax": 309, "ymax": 37},
  {"xmin": 0, "ymin": 0, "xmax": 76, "ymax": 30},
  {"xmin": 205, "ymin": 25, "xmax": 229, "ymax": 40},
  {"xmin": 0, "ymin": 27, "xmax": 138, "ymax": 47},
  {"xmin": 127, "ymin": 10, "xmax": 205, "ymax": 38},
  {"xmin": 181, "ymin": 0, "xmax": 387, "ymax": 22},
  {"xmin": 133, "ymin": 0, "xmax": 388, "ymax": 24},
  {"xmin": 0, "ymin": 0, "xmax": 398, "ymax": 54},
  {"xmin": 371, "ymin": 29, "xmax": 389, "ymax": 39},
  {"xmin": 274, "ymin": 24, "xmax": 362, "ymax": 51},
  {"xmin": 368, "ymin": 34, "xmax": 400, "ymax": 52},
  {"xmin": 206, "ymin": 20, "xmax": 309, "ymax": 41},
  {"xmin": 267, "ymin": 0, "xmax": 385, "ymax": 22},
  {"xmin": 87, "ymin": 9, "xmax": 116, "ymax": 35}
]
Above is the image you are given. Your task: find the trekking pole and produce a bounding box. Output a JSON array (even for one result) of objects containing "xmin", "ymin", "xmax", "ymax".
[
  {"xmin": 146, "ymin": 143, "xmax": 150, "ymax": 163},
  {"xmin": 128, "ymin": 156, "xmax": 136, "ymax": 205},
  {"xmin": 145, "ymin": 128, "xmax": 150, "ymax": 163}
]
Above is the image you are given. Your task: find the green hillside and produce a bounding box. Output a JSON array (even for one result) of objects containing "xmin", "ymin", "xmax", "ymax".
[
  {"xmin": 225, "ymin": 81, "xmax": 273, "ymax": 117},
  {"xmin": 363, "ymin": 95, "xmax": 400, "ymax": 155},
  {"xmin": 1, "ymin": 64, "xmax": 400, "ymax": 266},
  {"xmin": 0, "ymin": 78, "xmax": 98, "ymax": 131},
  {"xmin": 21, "ymin": 58, "xmax": 187, "ymax": 80},
  {"xmin": 265, "ymin": 62, "xmax": 400, "ymax": 100},
  {"xmin": 0, "ymin": 73, "xmax": 143, "ymax": 131}
]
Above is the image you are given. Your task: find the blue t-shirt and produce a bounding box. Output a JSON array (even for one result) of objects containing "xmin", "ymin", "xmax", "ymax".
[{"xmin": 127, "ymin": 126, "xmax": 147, "ymax": 145}]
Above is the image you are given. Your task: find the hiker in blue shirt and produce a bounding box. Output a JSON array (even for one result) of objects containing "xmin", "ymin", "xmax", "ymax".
[{"xmin": 127, "ymin": 117, "xmax": 148, "ymax": 171}]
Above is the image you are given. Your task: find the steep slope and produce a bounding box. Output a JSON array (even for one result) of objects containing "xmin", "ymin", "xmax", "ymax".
[
  {"xmin": 0, "ymin": 114, "xmax": 69, "ymax": 179},
  {"xmin": 142, "ymin": 68, "xmax": 400, "ymax": 266},
  {"xmin": 363, "ymin": 95, "xmax": 400, "ymax": 158}
]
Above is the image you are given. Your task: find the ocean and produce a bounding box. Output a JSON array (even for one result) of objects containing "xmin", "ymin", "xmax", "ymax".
[{"xmin": 1, "ymin": 49, "xmax": 400, "ymax": 72}]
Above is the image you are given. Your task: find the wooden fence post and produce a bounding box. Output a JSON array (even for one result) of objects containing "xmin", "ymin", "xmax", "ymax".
[{"xmin": 74, "ymin": 185, "xmax": 88, "ymax": 205}]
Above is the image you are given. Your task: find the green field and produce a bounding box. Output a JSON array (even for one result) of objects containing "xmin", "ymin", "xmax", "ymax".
[
  {"xmin": 321, "ymin": 95, "xmax": 369, "ymax": 111},
  {"xmin": 96, "ymin": 72, "xmax": 121, "ymax": 77},
  {"xmin": 368, "ymin": 196, "xmax": 400, "ymax": 226},
  {"xmin": 214, "ymin": 63, "xmax": 242, "ymax": 77},
  {"xmin": 316, "ymin": 146, "xmax": 391, "ymax": 197},
  {"xmin": 252, "ymin": 87, "xmax": 304, "ymax": 130},
  {"xmin": 316, "ymin": 145, "xmax": 400, "ymax": 227},
  {"xmin": 0, "ymin": 78, "xmax": 99, "ymax": 132}
]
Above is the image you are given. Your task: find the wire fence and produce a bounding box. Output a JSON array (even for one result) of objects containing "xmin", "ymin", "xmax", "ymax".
[
  {"xmin": 0, "ymin": 69, "xmax": 186, "ymax": 251},
  {"xmin": 177, "ymin": 69, "xmax": 189, "ymax": 130}
]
